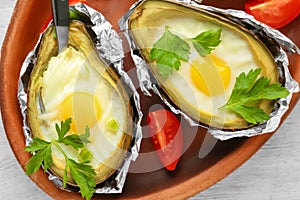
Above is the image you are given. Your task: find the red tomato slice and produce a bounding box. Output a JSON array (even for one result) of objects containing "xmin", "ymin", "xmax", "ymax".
[
  {"xmin": 245, "ymin": 0, "xmax": 300, "ymax": 28},
  {"xmin": 40, "ymin": 0, "xmax": 87, "ymax": 33},
  {"xmin": 69, "ymin": 0, "xmax": 86, "ymax": 5},
  {"xmin": 147, "ymin": 109, "xmax": 183, "ymax": 171}
]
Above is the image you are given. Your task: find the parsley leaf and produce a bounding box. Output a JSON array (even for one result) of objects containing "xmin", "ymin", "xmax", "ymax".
[
  {"xmin": 25, "ymin": 118, "xmax": 96, "ymax": 200},
  {"xmin": 219, "ymin": 68, "xmax": 290, "ymax": 124},
  {"xmin": 79, "ymin": 126, "xmax": 91, "ymax": 144},
  {"xmin": 56, "ymin": 120, "xmax": 90, "ymax": 150},
  {"xmin": 68, "ymin": 159, "xmax": 96, "ymax": 200},
  {"xmin": 150, "ymin": 27, "xmax": 190, "ymax": 78},
  {"xmin": 191, "ymin": 29, "xmax": 222, "ymax": 57},
  {"xmin": 150, "ymin": 27, "xmax": 222, "ymax": 78},
  {"xmin": 25, "ymin": 139, "xmax": 52, "ymax": 174},
  {"xmin": 157, "ymin": 64, "xmax": 174, "ymax": 79},
  {"xmin": 56, "ymin": 117, "xmax": 71, "ymax": 140},
  {"xmin": 59, "ymin": 134, "xmax": 85, "ymax": 150},
  {"xmin": 25, "ymin": 137, "xmax": 51, "ymax": 153}
]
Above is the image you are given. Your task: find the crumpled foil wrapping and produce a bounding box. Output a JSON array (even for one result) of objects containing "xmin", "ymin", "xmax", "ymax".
[
  {"xmin": 119, "ymin": 0, "xmax": 299, "ymax": 141},
  {"xmin": 18, "ymin": 3, "xmax": 142, "ymax": 194}
]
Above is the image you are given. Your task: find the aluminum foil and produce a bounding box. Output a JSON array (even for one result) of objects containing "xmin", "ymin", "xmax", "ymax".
[
  {"xmin": 18, "ymin": 3, "xmax": 142, "ymax": 194},
  {"xmin": 119, "ymin": 0, "xmax": 299, "ymax": 141}
]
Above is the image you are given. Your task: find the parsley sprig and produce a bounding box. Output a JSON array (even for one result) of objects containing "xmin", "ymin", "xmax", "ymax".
[
  {"xmin": 150, "ymin": 27, "xmax": 222, "ymax": 78},
  {"xmin": 219, "ymin": 68, "xmax": 290, "ymax": 124},
  {"xmin": 25, "ymin": 118, "xmax": 96, "ymax": 200}
]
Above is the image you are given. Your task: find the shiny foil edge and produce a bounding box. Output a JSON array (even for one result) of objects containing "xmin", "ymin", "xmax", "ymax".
[
  {"xmin": 119, "ymin": 0, "xmax": 299, "ymax": 141},
  {"xmin": 17, "ymin": 3, "xmax": 142, "ymax": 194}
]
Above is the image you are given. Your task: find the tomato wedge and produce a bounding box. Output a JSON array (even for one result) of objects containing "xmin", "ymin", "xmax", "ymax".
[
  {"xmin": 40, "ymin": 0, "xmax": 87, "ymax": 33},
  {"xmin": 146, "ymin": 109, "xmax": 183, "ymax": 171},
  {"xmin": 245, "ymin": 0, "xmax": 300, "ymax": 28}
]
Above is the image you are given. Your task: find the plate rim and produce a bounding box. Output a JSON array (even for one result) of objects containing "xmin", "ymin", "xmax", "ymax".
[{"xmin": 1, "ymin": 0, "xmax": 299, "ymax": 199}]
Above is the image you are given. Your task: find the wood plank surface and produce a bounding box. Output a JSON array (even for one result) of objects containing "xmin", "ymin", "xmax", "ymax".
[{"xmin": 1, "ymin": 0, "xmax": 299, "ymax": 199}]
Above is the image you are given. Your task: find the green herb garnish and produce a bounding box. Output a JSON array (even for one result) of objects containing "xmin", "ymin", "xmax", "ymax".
[
  {"xmin": 191, "ymin": 29, "xmax": 222, "ymax": 57},
  {"xmin": 25, "ymin": 118, "xmax": 96, "ymax": 200},
  {"xmin": 150, "ymin": 27, "xmax": 190, "ymax": 78},
  {"xmin": 78, "ymin": 148, "xmax": 94, "ymax": 164},
  {"xmin": 150, "ymin": 27, "xmax": 222, "ymax": 78},
  {"xmin": 106, "ymin": 119, "xmax": 120, "ymax": 133},
  {"xmin": 219, "ymin": 68, "xmax": 290, "ymax": 124}
]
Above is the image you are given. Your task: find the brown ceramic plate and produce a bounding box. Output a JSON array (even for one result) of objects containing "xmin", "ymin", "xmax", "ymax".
[{"xmin": 0, "ymin": 0, "xmax": 300, "ymax": 199}]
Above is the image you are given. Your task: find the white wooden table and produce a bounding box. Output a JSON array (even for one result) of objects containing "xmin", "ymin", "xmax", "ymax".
[{"xmin": 1, "ymin": 1, "xmax": 300, "ymax": 199}]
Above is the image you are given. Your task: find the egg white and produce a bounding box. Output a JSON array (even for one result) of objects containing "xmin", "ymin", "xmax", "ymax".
[
  {"xmin": 150, "ymin": 17, "xmax": 260, "ymax": 122},
  {"xmin": 129, "ymin": 1, "xmax": 278, "ymax": 128},
  {"xmin": 37, "ymin": 46, "xmax": 126, "ymax": 169}
]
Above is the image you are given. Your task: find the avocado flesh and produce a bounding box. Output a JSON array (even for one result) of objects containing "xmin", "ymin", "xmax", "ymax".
[
  {"xmin": 27, "ymin": 20, "xmax": 132, "ymax": 185},
  {"xmin": 129, "ymin": 0, "xmax": 279, "ymax": 129}
]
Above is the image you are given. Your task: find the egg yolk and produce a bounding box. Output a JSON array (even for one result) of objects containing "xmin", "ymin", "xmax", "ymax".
[
  {"xmin": 190, "ymin": 54, "xmax": 231, "ymax": 96},
  {"xmin": 59, "ymin": 92, "xmax": 102, "ymax": 134}
]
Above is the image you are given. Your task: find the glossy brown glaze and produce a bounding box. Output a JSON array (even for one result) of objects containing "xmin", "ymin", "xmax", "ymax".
[{"xmin": 0, "ymin": 0, "xmax": 299, "ymax": 199}]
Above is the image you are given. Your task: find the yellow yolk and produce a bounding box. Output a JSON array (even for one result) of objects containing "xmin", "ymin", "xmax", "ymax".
[
  {"xmin": 59, "ymin": 92, "xmax": 102, "ymax": 134},
  {"xmin": 190, "ymin": 54, "xmax": 231, "ymax": 96}
]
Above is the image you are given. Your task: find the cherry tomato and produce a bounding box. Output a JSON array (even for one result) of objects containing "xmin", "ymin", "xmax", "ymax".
[
  {"xmin": 69, "ymin": 0, "xmax": 86, "ymax": 5},
  {"xmin": 147, "ymin": 109, "xmax": 183, "ymax": 171},
  {"xmin": 245, "ymin": 0, "xmax": 300, "ymax": 28},
  {"xmin": 40, "ymin": 0, "xmax": 87, "ymax": 33}
]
